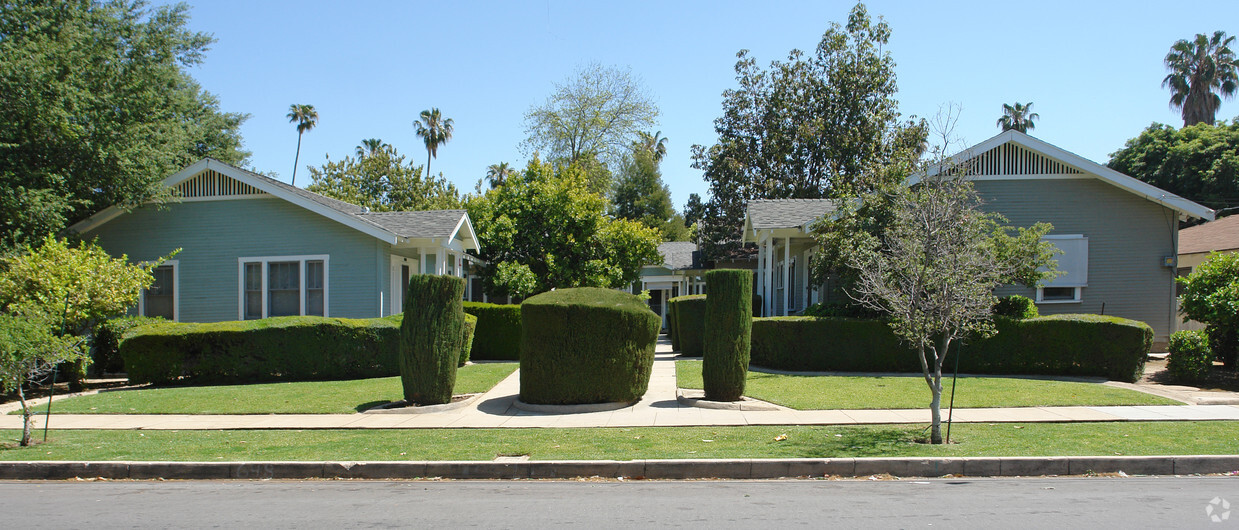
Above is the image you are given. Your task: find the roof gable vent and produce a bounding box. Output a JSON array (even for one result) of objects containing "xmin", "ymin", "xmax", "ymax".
[
  {"xmin": 172, "ymin": 169, "xmax": 264, "ymax": 199},
  {"xmin": 963, "ymin": 143, "xmax": 1084, "ymax": 177}
]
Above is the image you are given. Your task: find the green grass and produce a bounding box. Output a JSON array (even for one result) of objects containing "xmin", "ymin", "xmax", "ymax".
[
  {"xmin": 34, "ymin": 363, "xmax": 517, "ymax": 415},
  {"xmin": 676, "ymin": 361, "xmax": 1179, "ymax": 409},
  {"xmin": 1, "ymin": 422, "xmax": 1235, "ymax": 461}
]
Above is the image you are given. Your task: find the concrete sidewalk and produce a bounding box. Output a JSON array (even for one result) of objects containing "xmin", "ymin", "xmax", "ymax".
[{"xmin": 6, "ymin": 339, "xmax": 1239, "ymax": 431}]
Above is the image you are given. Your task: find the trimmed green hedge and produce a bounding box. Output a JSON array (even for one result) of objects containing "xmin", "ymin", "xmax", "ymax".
[
  {"xmin": 93, "ymin": 316, "xmax": 165, "ymax": 375},
  {"xmin": 703, "ymin": 270, "xmax": 752, "ymax": 401},
  {"xmin": 519, "ymin": 287, "xmax": 660, "ymax": 405},
  {"xmin": 669, "ymin": 295, "xmax": 707, "ymax": 357},
  {"xmin": 399, "ymin": 275, "xmax": 465, "ymax": 405},
  {"xmin": 462, "ymin": 301, "xmax": 521, "ymax": 360},
  {"xmin": 460, "ymin": 313, "xmax": 477, "ymax": 365},
  {"xmin": 751, "ymin": 314, "xmax": 1152, "ymax": 383},
  {"xmin": 121, "ymin": 316, "xmax": 402, "ymax": 385},
  {"xmin": 667, "ymin": 300, "xmax": 679, "ymax": 350}
]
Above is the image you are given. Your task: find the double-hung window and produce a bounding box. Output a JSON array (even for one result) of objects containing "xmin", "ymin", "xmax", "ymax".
[
  {"xmin": 140, "ymin": 261, "xmax": 178, "ymax": 321},
  {"xmin": 1037, "ymin": 235, "xmax": 1087, "ymax": 303},
  {"xmin": 238, "ymin": 255, "xmax": 328, "ymax": 319}
]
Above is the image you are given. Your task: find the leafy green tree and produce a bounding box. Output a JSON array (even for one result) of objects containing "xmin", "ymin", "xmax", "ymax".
[
  {"xmin": 691, "ymin": 3, "xmax": 926, "ymax": 259},
  {"xmin": 287, "ymin": 104, "xmax": 319, "ymax": 186},
  {"xmin": 522, "ymin": 62, "xmax": 660, "ymax": 170},
  {"xmin": 1164, "ymin": 31, "xmax": 1237, "ymax": 127},
  {"xmin": 466, "ymin": 158, "xmax": 662, "ymax": 297},
  {"xmin": 996, "ymin": 102, "xmax": 1040, "ymax": 133},
  {"xmin": 414, "ymin": 108, "xmax": 454, "ymax": 179},
  {"xmin": 612, "ymin": 143, "xmax": 689, "ymax": 241},
  {"xmin": 306, "ymin": 146, "xmax": 461, "ymax": 211},
  {"xmin": 683, "ymin": 193, "xmax": 706, "ymax": 228},
  {"xmin": 0, "ymin": 0, "xmax": 249, "ymax": 253},
  {"xmin": 485, "ymin": 162, "xmax": 516, "ymax": 189},
  {"xmin": 0, "ymin": 315, "xmax": 82, "ymax": 446},
  {"xmin": 355, "ymin": 138, "xmax": 389, "ymax": 158},
  {"xmin": 1178, "ymin": 252, "xmax": 1239, "ymax": 368},
  {"xmin": 1107, "ymin": 120, "xmax": 1239, "ymax": 210}
]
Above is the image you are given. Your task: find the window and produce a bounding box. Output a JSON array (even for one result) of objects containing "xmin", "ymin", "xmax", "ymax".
[
  {"xmin": 1037, "ymin": 235, "xmax": 1087, "ymax": 303},
  {"xmin": 141, "ymin": 261, "xmax": 178, "ymax": 320},
  {"xmin": 238, "ymin": 255, "xmax": 328, "ymax": 319}
]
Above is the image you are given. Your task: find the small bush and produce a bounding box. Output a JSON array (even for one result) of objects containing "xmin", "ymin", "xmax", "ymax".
[
  {"xmin": 703, "ymin": 270, "xmax": 752, "ymax": 401},
  {"xmin": 460, "ymin": 313, "xmax": 477, "ymax": 366},
  {"xmin": 519, "ymin": 287, "xmax": 660, "ymax": 405},
  {"xmin": 994, "ymin": 295, "xmax": 1039, "ymax": 319},
  {"xmin": 399, "ymin": 275, "xmax": 465, "ymax": 406},
  {"xmin": 669, "ymin": 295, "xmax": 707, "ymax": 357},
  {"xmin": 1167, "ymin": 330, "xmax": 1213, "ymax": 382},
  {"xmin": 92, "ymin": 316, "xmax": 165, "ymax": 374},
  {"xmin": 1206, "ymin": 325, "xmax": 1238, "ymax": 369},
  {"xmin": 462, "ymin": 301, "xmax": 521, "ymax": 360}
]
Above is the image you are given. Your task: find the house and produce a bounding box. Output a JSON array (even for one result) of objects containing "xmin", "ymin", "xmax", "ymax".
[
  {"xmin": 70, "ymin": 158, "xmax": 481, "ymax": 323},
  {"xmin": 636, "ymin": 241, "xmax": 709, "ymax": 329},
  {"xmin": 744, "ymin": 131, "xmax": 1215, "ymax": 347},
  {"xmin": 1176, "ymin": 214, "xmax": 1239, "ymax": 330}
]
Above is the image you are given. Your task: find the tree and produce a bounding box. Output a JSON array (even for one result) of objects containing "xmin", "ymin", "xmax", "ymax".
[
  {"xmin": 355, "ymin": 138, "xmax": 389, "ymax": 158},
  {"xmin": 683, "ymin": 193, "xmax": 706, "ymax": 228},
  {"xmin": 1177, "ymin": 252, "xmax": 1239, "ymax": 368},
  {"xmin": 306, "ymin": 146, "xmax": 461, "ymax": 212},
  {"xmin": 692, "ymin": 3, "xmax": 926, "ymax": 259},
  {"xmin": 0, "ymin": 315, "xmax": 82, "ymax": 447},
  {"xmin": 841, "ymin": 170, "xmax": 1057, "ymax": 444},
  {"xmin": 996, "ymin": 102, "xmax": 1040, "ymax": 133},
  {"xmin": 612, "ymin": 142, "xmax": 689, "ymax": 241},
  {"xmin": 522, "ymin": 62, "xmax": 660, "ymax": 170},
  {"xmin": 1163, "ymin": 31, "xmax": 1238, "ymax": 127},
  {"xmin": 0, "ymin": 0, "xmax": 249, "ymax": 253},
  {"xmin": 287, "ymin": 104, "xmax": 319, "ymax": 186},
  {"xmin": 637, "ymin": 131, "xmax": 668, "ymax": 163},
  {"xmin": 466, "ymin": 158, "xmax": 662, "ymax": 298},
  {"xmin": 485, "ymin": 162, "xmax": 516, "ymax": 189},
  {"xmin": 1107, "ymin": 120, "xmax": 1239, "ymax": 211},
  {"xmin": 414, "ymin": 108, "xmax": 454, "ymax": 180}
]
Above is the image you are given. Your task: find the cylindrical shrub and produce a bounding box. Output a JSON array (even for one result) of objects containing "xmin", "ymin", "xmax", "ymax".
[
  {"xmin": 519, "ymin": 287, "xmax": 660, "ymax": 405},
  {"xmin": 1169, "ymin": 329, "xmax": 1214, "ymax": 382},
  {"xmin": 400, "ymin": 275, "xmax": 465, "ymax": 405},
  {"xmin": 667, "ymin": 300, "xmax": 680, "ymax": 351},
  {"xmin": 703, "ymin": 269, "xmax": 752, "ymax": 401},
  {"xmin": 993, "ymin": 295, "xmax": 1039, "ymax": 319},
  {"xmin": 670, "ymin": 295, "xmax": 707, "ymax": 357},
  {"xmin": 461, "ymin": 302, "xmax": 522, "ymax": 360},
  {"xmin": 460, "ymin": 313, "xmax": 477, "ymax": 366}
]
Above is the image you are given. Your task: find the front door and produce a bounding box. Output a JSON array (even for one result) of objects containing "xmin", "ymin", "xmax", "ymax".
[{"xmin": 390, "ymin": 255, "xmax": 418, "ymax": 315}]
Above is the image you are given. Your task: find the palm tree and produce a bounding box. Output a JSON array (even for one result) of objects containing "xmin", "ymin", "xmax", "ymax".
[
  {"xmin": 485, "ymin": 162, "xmax": 514, "ymax": 189},
  {"xmin": 355, "ymin": 138, "xmax": 388, "ymax": 158},
  {"xmin": 636, "ymin": 131, "xmax": 668, "ymax": 163},
  {"xmin": 287, "ymin": 104, "xmax": 319, "ymax": 186},
  {"xmin": 996, "ymin": 102, "xmax": 1040, "ymax": 133},
  {"xmin": 414, "ymin": 108, "xmax": 454, "ymax": 178},
  {"xmin": 1163, "ymin": 31, "xmax": 1238, "ymax": 127}
]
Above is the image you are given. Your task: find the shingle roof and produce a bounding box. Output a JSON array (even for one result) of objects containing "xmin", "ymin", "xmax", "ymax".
[
  {"xmin": 1180, "ymin": 215, "xmax": 1239, "ymax": 255},
  {"xmin": 656, "ymin": 241, "xmax": 699, "ymax": 270},
  {"xmin": 746, "ymin": 199, "xmax": 837, "ymax": 230}
]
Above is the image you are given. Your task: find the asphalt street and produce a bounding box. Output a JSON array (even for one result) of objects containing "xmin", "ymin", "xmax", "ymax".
[{"xmin": 4, "ymin": 476, "xmax": 1237, "ymax": 528}]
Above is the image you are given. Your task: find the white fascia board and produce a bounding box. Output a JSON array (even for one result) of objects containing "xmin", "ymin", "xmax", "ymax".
[{"xmin": 448, "ymin": 212, "xmax": 481, "ymax": 252}]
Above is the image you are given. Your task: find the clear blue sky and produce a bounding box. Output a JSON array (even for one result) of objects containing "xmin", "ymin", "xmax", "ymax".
[{"xmin": 162, "ymin": 0, "xmax": 1239, "ymax": 210}]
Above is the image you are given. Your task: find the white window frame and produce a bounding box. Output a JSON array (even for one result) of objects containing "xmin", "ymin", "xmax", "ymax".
[
  {"xmin": 1036, "ymin": 286, "xmax": 1083, "ymax": 304},
  {"xmin": 138, "ymin": 259, "xmax": 179, "ymax": 321},
  {"xmin": 237, "ymin": 255, "xmax": 330, "ymax": 320},
  {"xmin": 1037, "ymin": 234, "xmax": 1087, "ymax": 304}
]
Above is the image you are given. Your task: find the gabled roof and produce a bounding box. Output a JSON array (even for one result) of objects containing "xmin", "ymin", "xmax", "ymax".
[
  {"xmin": 743, "ymin": 199, "xmax": 837, "ymax": 233},
  {"xmin": 69, "ymin": 158, "xmax": 479, "ymax": 250},
  {"xmin": 1180, "ymin": 215, "xmax": 1239, "ymax": 255},
  {"xmin": 919, "ymin": 130, "xmax": 1214, "ymax": 221},
  {"xmin": 654, "ymin": 241, "xmax": 700, "ymax": 270}
]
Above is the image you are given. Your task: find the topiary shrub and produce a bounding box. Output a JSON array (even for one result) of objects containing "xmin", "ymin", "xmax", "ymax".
[
  {"xmin": 400, "ymin": 275, "xmax": 465, "ymax": 406},
  {"xmin": 670, "ymin": 295, "xmax": 707, "ymax": 357},
  {"xmin": 703, "ymin": 269, "xmax": 752, "ymax": 401},
  {"xmin": 461, "ymin": 301, "xmax": 521, "ymax": 360},
  {"xmin": 1168, "ymin": 329, "xmax": 1213, "ymax": 382},
  {"xmin": 460, "ymin": 313, "xmax": 477, "ymax": 366},
  {"xmin": 993, "ymin": 295, "xmax": 1039, "ymax": 319},
  {"xmin": 92, "ymin": 316, "xmax": 165, "ymax": 375},
  {"xmin": 519, "ymin": 287, "xmax": 660, "ymax": 405},
  {"xmin": 667, "ymin": 300, "xmax": 680, "ymax": 351}
]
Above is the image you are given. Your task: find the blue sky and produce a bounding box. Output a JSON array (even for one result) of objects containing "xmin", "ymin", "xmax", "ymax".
[{"xmin": 163, "ymin": 0, "xmax": 1239, "ymax": 210}]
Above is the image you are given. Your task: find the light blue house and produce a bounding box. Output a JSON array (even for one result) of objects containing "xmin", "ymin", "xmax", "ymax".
[{"xmin": 70, "ymin": 158, "xmax": 480, "ymax": 323}]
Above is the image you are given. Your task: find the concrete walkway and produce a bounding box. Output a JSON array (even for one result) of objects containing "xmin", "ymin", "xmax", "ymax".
[{"xmin": 4, "ymin": 340, "xmax": 1239, "ymax": 431}]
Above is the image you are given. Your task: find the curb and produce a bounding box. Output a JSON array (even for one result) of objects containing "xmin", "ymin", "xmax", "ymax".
[
  {"xmin": 363, "ymin": 393, "xmax": 483, "ymax": 414},
  {"xmin": 510, "ymin": 399, "xmax": 637, "ymax": 414},
  {"xmin": 675, "ymin": 389, "xmax": 785, "ymax": 411},
  {"xmin": 1, "ymin": 455, "xmax": 1236, "ymax": 480}
]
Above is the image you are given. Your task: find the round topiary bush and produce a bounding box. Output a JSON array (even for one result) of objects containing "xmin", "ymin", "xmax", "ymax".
[
  {"xmin": 519, "ymin": 287, "xmax": 660, "ymax": 405},
  {"xmin": 1168, "ymin": 329, "xmax": 1213, "ymax": 382},
  {"xmin": 703, "ymin": 269, "xmax": 752, "ymax": 401},
  {"xmin": 400, "ymin": 274, "xmax": 465, "ymax": 405}
]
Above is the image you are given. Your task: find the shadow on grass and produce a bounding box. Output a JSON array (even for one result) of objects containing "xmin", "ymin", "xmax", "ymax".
[
  {"xmin": 354, "ymin": 400, "xmax": 394, "ymax": 413},
  {"xmin": 779, "ymin": 426, "xmax": 923, "ymax": 458}
]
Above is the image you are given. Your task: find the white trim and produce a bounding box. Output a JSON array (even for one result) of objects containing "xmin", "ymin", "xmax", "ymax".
[
  {"xmin": 236, "ymin": 254, "xmax": 330, "ymax": 320},
  {"xmin": 138, "ymin": 260, "xmax": 179, "ymax": 322},
  {"xmin": 173, "ymin": 193, "xmax": 274, "ymax": 203},
  {"xmin": 968, "ymin": 174, "xmax": 1087, "ymax": 181},
  {"xmin": 389, "ymin": 254, "xmax": 418, "ymax": 315},
  {"xmin": 1036, "ymin": 286, "xmax": 1083, "ymax": 304}
]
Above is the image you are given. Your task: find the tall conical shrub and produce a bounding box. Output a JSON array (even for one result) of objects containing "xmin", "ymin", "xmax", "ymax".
[
  {"xmin": 400, "ymin": 274, "xmax": 465, "ymax": 405},
  {"xmin": 703, "ymin": 269, "xmax": 751, "ymax": 401}
]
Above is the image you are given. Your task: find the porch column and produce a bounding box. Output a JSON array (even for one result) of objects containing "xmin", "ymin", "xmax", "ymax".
[
  {"xmin": 783, "ymin": 238, "xmax": 790, "ymax": 316},
  {"xmin": 763, "ymin": 232, "xmax": 773, "ymax": 317}
]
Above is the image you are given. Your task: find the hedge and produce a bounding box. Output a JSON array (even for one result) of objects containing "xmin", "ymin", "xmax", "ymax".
[
  {"xmin": 667, "ymin": 300, "xmax": 679, "ymax": 351},
  {"xmin": 121, "ymin": 316, "xmax": 402, "ymax": 385},
  {"xmin": 92, "ymin": 316, "xmax": 165, "ymax": 375},
  {"xmin": 751, "ymin": 314, "xmax": 1152, "ymax": 383},
  {"xmin": 462, "ymin": 301, "xmax": 521, "ymax": 360},
  {"xmin": 519, "ymin": 287, "xmax": 660, "ymax": 405},
  {"xmin": 669, "ymin": 295, "xmax": 707, "ymax": 357},
  {"xmin": 460, "ymin": 313, "xmax": 477, "ymax": 366},
  {"xmin": 703, "ymin": 270, "xmax": 752, "ymax": 401},
  {"xmin": 399, "ymin": 275, "xmax": 465, "ymax": 406}
]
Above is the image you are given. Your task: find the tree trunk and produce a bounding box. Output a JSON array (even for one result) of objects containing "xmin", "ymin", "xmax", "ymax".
[
  {"xmin": 18, "ymin": 385, "xmax": 33, "ymax": 447},
  {"xmin": 426, "ymin": 151, "xmax": 433, "ymax": 180},
  {"xmin": 291, "ymin": 132, "xmax": 303, "ymax": 186}
]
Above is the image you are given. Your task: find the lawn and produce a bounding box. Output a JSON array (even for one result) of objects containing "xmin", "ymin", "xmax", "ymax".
[
  {"xmin": 675, "ymin": 361, "xmax": 1179, "ymax": 409},
  {"xmin": 33, "ymin": 363, "xmax": 517, "ymax": 415},
  {"xmin": 1, "ymin": 421, "xmax": 1235, "ymax": 461}
]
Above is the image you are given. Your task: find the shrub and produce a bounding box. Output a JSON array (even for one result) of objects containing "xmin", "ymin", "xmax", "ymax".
[
  {"xmin": 703, "ymin": 269, "xmax": 752, "ymax": 401},
  {"xmin": 667, "ymin": 300, "xmax": 680, "ymax": 351},
  {"xmin": 462, "ymin": 301, "xmax": 521, "ymax": 360},
  {"xmin": 669, "ymin": 295, "xmax": 707, "ymax": 357},
  {"xmin": 801, "ymin": 301, "xmax": 885, "ymax": 319},
  {"xmin": 92, "ymin": 316, "xmax": 165, "ymax": 374},
  {"xmin": 993, "ymin": 295, "xmax": 1039, "ymax": 319},
  {"xmin": 1207, "ymin": 325, "xmax": 1238, "ymax": 370},
  {"xmin": 750, "ymin": 314, "xmax": 1152, "ymax": 383},
  {"xmin": 121, "ymin": 316, "xmax": 401, "ymax": 385},
  {"xmin": 1167, "ymin": 330, "xmax": 1213, "ymax": 382},
  {"xmin": 519, "ymin": 287, "xmax": 660, "ymax": 405},
  {"xmin": 460, "ymin": 313, "xmax": 477, "ymax": 366},
  {"xmin": 400, "ymin": 275, "xmax": 465, "ymax": 406},
  {"xmin": 1178, "ymin": 252, "xmax": 1239, "ymax": 369}
]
